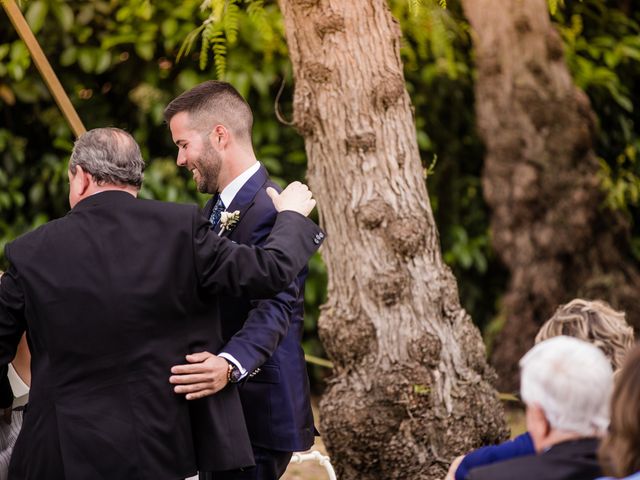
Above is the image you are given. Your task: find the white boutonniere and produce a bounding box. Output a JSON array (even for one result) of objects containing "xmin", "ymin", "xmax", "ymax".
[{"xmin": 219, "ymin": 210, "xmax": 241, "ymax": 233}]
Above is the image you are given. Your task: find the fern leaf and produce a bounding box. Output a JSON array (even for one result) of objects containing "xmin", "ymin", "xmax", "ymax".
[
  {"xmin": 212, "ymin": 36, "xmax": 227, "ymax": 79},
  {"xmin": 224, "ymin": 1, "xmax": 240, "ymax": 45},
  {"xmin": 177, "ymin": 24, "xmax": 205, "ymax": 62},
  {"xmin": 199, "ymin": 25, "xmax": 210, "ymax": 70},
  {"xmin": 208, "ymin": 30, "xmax": 227, "ymax": 79},
  {"xmin": 212, "ymin": 0, "xmax": 225, "ymax": 22},
  {"xmin": 408, "ymin": 0, "xmax": 422, "ymax": 17},
  {"xmin": 245, "ymin": 0, "xmax": 274, "ymax": 49}
]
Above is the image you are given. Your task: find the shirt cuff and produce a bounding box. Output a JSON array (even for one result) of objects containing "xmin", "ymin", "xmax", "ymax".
[{"xmin": 218, "ymin": 352, "xmax": 249, "ymax": 380}]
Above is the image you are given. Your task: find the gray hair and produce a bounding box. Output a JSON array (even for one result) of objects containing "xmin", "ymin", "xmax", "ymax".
[
  {"xmin": 520, "ymin": 336, "xmax": 613, "ymax": 436},
  {"xmin": 69, "ymin": 128, "xmax": 145, "ymax": 188}
]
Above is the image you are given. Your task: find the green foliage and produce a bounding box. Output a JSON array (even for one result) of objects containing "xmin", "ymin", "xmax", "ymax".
[
  {"xmin": 598, "ymin": 146, "xmax": 640, "ymax": 213},
  {"xmin": 179, "ymin": 0, "xmax": 273, "ymax": 79},
  {"xmin": 400, "ymin": 0, "xmax": 464, "ymax": 79},
  {"xmin": 0, "ymin": 0, "xmax": 325, "ymax": 372},
  {"xmin": 548, "ymin": 0, "xmax": 561, "ymax": 15},
  {"xmin": 552, "ymin": 0, "xmax": 640, "ymax": 259},
  {"xmin": 2, "ymin": 0, "xmax": 640, "ymax": 382},
  {"xmin": 392, "ymin": 0, "xmax": 506, "ymax": 330}
]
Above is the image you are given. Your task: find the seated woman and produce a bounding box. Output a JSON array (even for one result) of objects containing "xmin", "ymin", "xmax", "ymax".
[
  {"xmin": 447, "ymin": 298, "xmax": 634, "ymax": 480},
  {"xmin": 598, "ymin": 344, "xmax": 640, "ymax": 479}
]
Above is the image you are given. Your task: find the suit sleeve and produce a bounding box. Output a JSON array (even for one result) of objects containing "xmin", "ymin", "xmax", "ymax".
[
  {"xmin": 220, "ymin": 278, "xmax": 299, "ymax": 376},
  {"xmin": 193, "ymin": 209, "xmax": 324, "ymax": 299},
  {"xmin": 219, "ymin": 211, "xmax": 306, "ymax": 373}
]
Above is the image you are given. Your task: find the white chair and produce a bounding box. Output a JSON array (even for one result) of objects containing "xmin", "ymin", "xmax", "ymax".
[{"xmin": 289, "ymin": 450, "xmax": 337, "ymax": 480}]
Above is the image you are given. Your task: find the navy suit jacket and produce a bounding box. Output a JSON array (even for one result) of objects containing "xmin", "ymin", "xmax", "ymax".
[{"xmin": 204, "ymin": 165, "xmax": 315, "ymax": 452}]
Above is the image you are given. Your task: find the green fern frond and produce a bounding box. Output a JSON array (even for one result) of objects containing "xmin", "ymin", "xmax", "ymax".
[
  {"xmin": 210, "ymin": 0, "xmax": 225, "ymax": 21},
  {"xmin": 224, "ymin": 1, "xmax": 241, "ymax": 45},
  {"xmin": 408, "ymin": 0, "xmax": 422, "ymax": 17},
  {"xmin": 191, "ymin": 0, "xmax": 281, "ymax": 77},
  {"xmin": 245, "ymin": 0, "xmax": 263, "ymax": 19},
  {"xmin": 199, "ymin": 22, "xmax": 215, "ymax": 69},
  {"xmin": 177, "ymin": 23, "xmax": 205, "ymax": 62},
  {"xmin": 211, "ymin": 33, "xmax": 227, "ymax": 79},
  {"xmin": 547, "ymin": 0, "xmax": 566, "ymax": 15},
  {"xmin": 245, "ymin": 0, "xmax": 274, "ymax": 48}
]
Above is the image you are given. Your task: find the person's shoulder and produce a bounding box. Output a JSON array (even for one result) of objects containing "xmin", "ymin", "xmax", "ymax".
[
  {"xmin": 251, "ymin": 179, "xmax": 280, "ymax": 214},
  {"xmin": 4, "ymin": 216, "xmax": 72, "ymax": 271},
  {"xmin": 7, "ymin": 216, "xmax": 65, "ymax": 253},
  {"xmin": 137, "ymin": 197, "xmax": 199, "ymax": 216}
]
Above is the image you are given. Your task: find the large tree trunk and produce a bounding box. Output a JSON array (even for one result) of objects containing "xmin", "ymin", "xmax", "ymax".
[
  {"xmin": 277, "ymin": 1, "xmax": 508, "ymax": 478},
  {"xmin": 462, "ymin": 0, "xmax": 640, "ymax": 389}
]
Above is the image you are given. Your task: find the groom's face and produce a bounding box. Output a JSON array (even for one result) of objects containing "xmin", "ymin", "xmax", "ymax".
[{"xmin": 170, "ymin": 112, "xmax": 222, "ymax": 194}]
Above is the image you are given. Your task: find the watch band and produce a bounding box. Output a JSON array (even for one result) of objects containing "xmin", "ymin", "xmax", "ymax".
[{"xmin": 225, "ymin": 361, "xmax": 234, "ymax": 383}]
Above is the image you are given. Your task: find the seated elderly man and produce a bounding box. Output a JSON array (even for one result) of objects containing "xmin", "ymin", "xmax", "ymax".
[{"xmin": 468, "ymin": 336, "xmax": 613, "ymax": 480}]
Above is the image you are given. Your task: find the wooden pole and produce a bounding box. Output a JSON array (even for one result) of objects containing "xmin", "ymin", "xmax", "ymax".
[{"xmin": 2, "ymin": 0, "xmax": 86, "ymax": 137}]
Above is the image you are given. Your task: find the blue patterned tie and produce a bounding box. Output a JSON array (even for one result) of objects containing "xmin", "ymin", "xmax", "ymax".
[{"xmin": 209, "ymin": 196, "xmax": 225, "ymax": 228}]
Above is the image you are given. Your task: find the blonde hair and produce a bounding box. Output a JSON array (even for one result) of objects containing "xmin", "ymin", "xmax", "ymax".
[{"xmin": 535, "ymin": 299, "xmax": 634, "ymax": 371}]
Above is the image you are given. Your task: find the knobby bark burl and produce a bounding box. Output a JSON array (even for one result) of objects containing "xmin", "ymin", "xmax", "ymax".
[
  {"xmin": 277, "ymin": 1, "xmax": 508, "ymax": 478},
  {"xmin": 462, "ymin": 0, "xmax": 640, "ymax": 389}
]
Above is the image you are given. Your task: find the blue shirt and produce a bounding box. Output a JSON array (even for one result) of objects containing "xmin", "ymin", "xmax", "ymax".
[{"xmin": 456, "ymin": 432, "xmax": 535, "ymax": 480}]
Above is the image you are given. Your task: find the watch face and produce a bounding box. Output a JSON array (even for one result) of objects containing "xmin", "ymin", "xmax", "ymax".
[{"xmin": 230, "ymin": 367, "xmax": 243, "ymax": 383}]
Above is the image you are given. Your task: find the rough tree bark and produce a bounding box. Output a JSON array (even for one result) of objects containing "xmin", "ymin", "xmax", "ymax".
[
  {"xmin": 462, "ymin": 0, "xmax": 640, "ymax": 389},
  {"xmin": 277, "ymin": 1, "xmax": 508, "ymax": 478}
]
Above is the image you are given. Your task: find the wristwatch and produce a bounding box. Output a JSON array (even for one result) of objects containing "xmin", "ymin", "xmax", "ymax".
[{"xmin": 225, "ymin": 360, "xmax": 242, "ymax": 384}]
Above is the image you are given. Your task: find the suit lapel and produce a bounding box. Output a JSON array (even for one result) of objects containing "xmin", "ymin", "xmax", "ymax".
[{"xmin": 218, "ymin": 165, "xmax": 269, "ymax": 238}]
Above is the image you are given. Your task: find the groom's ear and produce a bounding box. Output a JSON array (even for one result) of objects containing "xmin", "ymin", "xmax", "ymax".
[{"xmin": 210, "ymin": 124, "xmax": 229, "ymax": 149}]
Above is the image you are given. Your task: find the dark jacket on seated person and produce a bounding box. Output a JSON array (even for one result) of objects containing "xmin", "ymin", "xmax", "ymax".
[{"xmin": 467, "ymin": 437, "xmax": 602, "ymax": 480}]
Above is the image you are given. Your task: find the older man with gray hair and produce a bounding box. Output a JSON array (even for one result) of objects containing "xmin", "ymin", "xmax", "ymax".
[
  {"xmin": 0, "ymin": 127, "xmax": 324, "ymax": 479},
  {"xmin": 468, "ymin": 336, "xmax": 613, "ymax": 480}
]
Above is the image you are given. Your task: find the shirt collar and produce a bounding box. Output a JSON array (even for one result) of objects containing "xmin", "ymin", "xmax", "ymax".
[{"xmin": 219, "ymin": 161, "xmax": 260, "ymax": 208}]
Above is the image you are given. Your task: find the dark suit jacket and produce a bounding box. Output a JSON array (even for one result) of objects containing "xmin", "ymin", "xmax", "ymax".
[
  {"xmin": 0, "ymin": 191, "xmax": 324, "ymax": 479},
  {"xmin": 467, "ymin": 437, "xmax": 602, "ymax": 480},
  {"xmin": 204, "ymin": 165, "xmax": 315, "ymax": 452}
]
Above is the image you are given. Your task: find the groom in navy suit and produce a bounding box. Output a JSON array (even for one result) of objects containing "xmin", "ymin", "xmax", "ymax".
[{"xmin": 165, "ymin": 81, "xmax": 316, "ymax": 479}]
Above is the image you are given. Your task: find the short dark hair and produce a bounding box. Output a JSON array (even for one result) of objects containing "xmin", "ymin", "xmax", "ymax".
[
  {"xmin": 164, "ymin": 81, "xmax": 253, "ymax": 143},
  {"xmin": 69, "ymin": 128, "xmax": 145, "ymax": 188}
]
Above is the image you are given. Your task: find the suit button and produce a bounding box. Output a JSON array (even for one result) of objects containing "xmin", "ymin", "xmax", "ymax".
[{"xmin": 313, "ymin": 238, "xmax": 320, "ymax": 245}]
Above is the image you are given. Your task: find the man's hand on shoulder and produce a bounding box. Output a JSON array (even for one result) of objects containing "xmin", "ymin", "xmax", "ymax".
[
  {"xmin": 266, "ymin": 181, "xmax": 316, "ymax": 217},
  {"xmin": 169, "ymin": 351, "xmax": 229, "ymax": 400}
]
